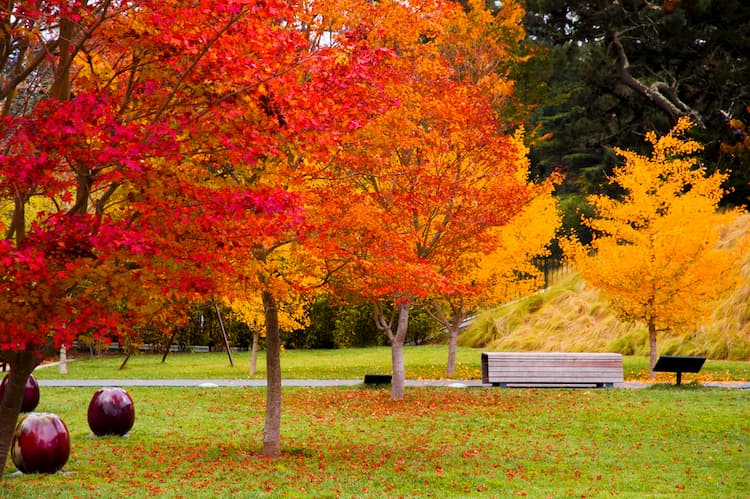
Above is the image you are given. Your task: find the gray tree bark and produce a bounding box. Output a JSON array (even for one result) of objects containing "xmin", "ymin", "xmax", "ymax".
[
  {"xmin": 374, "ymin": 301, "xmax": 410, "ymax": 400},
  {"xmin": 648, "ymin": 320, "xmax": 658, "ymax": 380},
  {"xmin": 262, "ymin": 290, "xmax": 282, "ymax": 457}
]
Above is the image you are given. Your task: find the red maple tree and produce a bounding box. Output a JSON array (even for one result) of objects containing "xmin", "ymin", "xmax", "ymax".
[{"xmin": 0, "ymin": 0, "xmax": 313, "ymax": 472}]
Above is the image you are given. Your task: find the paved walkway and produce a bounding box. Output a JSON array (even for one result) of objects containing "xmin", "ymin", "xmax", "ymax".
[
  {"xmin": 36, "ymin": 379, "xmax": 750, "ymax": 389},
  {"xmin": 31, "ymin": 361, "xmax": 750, "ymax": 389}
]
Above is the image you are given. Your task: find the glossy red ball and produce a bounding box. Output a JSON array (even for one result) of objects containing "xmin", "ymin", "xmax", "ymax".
[
  {"xmin": 0, "ymin": 374, "xmax": 40, "ymax": 412},
  {"xmin": 11, "ymin": 413, "xmax": 70, "ymax": 474},
  {"xmin": 87, "ymin": 387, "xmax": 135, "ymax": 436}
]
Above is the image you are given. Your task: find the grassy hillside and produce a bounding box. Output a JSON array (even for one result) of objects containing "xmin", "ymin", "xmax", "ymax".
[{"xmin": 460, "ymin": 216, "xmax": 750, "ymax": 360}]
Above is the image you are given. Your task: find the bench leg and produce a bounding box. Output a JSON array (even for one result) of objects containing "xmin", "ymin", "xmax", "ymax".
[{"xmin": 676, "ymin": 372, "xmax": 682, "ymax": 386}]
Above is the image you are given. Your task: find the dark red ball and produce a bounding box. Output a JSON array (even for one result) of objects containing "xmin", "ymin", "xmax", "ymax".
[
  {"xmin": 11, "ymin": 412, "xmax": 70, "ymax": 474},
  {"xmin": 0, "ymin": 374, "xmax": 40, "ymax": 412},
  {"xmin": 87, "ymin": 387, "xmax": 135, "ymax": 436}
]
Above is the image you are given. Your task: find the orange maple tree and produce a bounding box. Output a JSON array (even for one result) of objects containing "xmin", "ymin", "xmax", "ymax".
[
  {"xmin": 418, "ymin": 0, "xmax": 560, "ymax": 377},
  {"xmin": 427, "ymin": 181, "xmax": 561, "ymax": 376},
  {"xmin": 207, "ymin": 0, "xmax": 405, "ymax": 456},
  {"xmin": 312, "ymin": 0, "xmax": 546, "ymax": 399}
]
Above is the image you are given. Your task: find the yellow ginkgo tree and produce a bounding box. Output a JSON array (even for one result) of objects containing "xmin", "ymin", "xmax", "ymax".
[{"xmin": 564, "ymin": 118, "xmax": 747, "ymax": 377}]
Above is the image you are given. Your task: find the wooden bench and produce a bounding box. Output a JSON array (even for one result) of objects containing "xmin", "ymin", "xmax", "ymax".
[{"xmin": 481, "ymin": 352, "xmax": 623, "ymax": 388}]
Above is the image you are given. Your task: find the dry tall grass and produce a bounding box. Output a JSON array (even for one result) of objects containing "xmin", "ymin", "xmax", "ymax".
[{"xmin": 460, "ymin": 215, "xmax": 750, "ymax": 360}]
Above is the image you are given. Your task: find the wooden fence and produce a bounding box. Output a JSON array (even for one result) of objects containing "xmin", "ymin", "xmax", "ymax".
[{"xmin": 533, "ymin": 257, "xmax": 574, "ymax": 289}]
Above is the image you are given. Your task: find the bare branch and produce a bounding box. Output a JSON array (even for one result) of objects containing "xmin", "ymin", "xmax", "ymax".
[{"xmin": 611, "ymin": 31, "xmax": 703, "ymax": 126}]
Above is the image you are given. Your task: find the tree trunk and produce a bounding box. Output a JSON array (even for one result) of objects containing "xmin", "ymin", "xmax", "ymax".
[
  {"xmin": 648, "ymin": 320, "xmax": 657, "ymax": 379},
  {"xmin": 249, "ymin": 331, "xmax": 259, "ymax": 376},
  {"xmin": 50, "ymin": 18, "xmax": 74, "ymax": 101},
  {"xmin": 391, "ymin": 336, "xmax": 406, "ymax": 399},
  {"xmin": 262, "ymin": 290, "xmax": 282, "ymax": 457},
  {"xmin": 119, "ymin": 350, "xmax": 133, "ymax": 370},
  {"xmin": 446, "ymin": 325, "xmax": 460, "ymax": 377},
  {"xmin": 0, "ymin": 350, "xmax": 40, "ymax": 477},
  {"xmin": 424, "ymin": 300, "xmax": 465, "ymax": 378},
  {"xmin": 12, "ymin": 194, "xmax": 25, "ymax": 245},
  {"xmin": 390, "ymin": 301, "xmax": 410, "ymax": 400}
]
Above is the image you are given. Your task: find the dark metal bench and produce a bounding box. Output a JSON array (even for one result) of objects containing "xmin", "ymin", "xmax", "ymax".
[
  {"xmin": 363, "ymin": 374, "xmax": 392, "ymax": 385},
  {"xmin": 653, "ymin": 355, "xmax": 706, "ymax": 385},
  {"xmin": 482, "ymin": 352, "xmax": 623, "ymax": 388}
]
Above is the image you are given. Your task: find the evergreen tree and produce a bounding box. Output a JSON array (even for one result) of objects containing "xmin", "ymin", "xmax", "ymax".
[{"xmin": 521, "ymin": 0, "xmax": 750, "ymax": 206}]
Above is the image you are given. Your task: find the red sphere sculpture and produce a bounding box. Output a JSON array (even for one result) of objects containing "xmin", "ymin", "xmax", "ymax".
[
  {"xmin": 0, "ymin": 374, "xmax": 40, "ymax": 412},
  {"xmin": 87, "ymin": 387, "xmax": 135, "ymax": 436},
  {"xmin": 11, "ymin": 413, "xmax": 70, "ymax": 474}
]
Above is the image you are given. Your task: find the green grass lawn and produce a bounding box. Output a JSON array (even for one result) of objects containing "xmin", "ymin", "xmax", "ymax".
[
  {"xmin": 32, "ymin": 345, "xmax": 750, "ymax": 382},
  {"xmin": 33, "ymin": 346, "xmax": 484, "ymax": 381},
  {"xmin": 1, "ymin": 385, "xmax": 748, "ymax": 497}
]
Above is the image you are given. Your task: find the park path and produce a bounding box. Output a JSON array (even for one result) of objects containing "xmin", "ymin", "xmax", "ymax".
[{"xmin": 30, "ymin": 361, "xmax": 750, "ymax": 389}]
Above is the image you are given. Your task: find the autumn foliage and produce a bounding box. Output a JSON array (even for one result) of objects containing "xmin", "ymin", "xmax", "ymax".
[
  {"xmin": 429, "ymin": 181, "xmax": 560, "ymax": 375},
  {"xmin": 1, "ymin": 0, "xmax": 311, "ymax": 356},
  {"xmin": 295, "ymin": 0, "xmax": 560, "ymax": 398},
  {"xmin": 0, "ymin": 0, "xmax": 354, "ymax": 468},
  {"xmin": 0, "ymin": 0, "xmax": 562, "ymax": 469}
]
